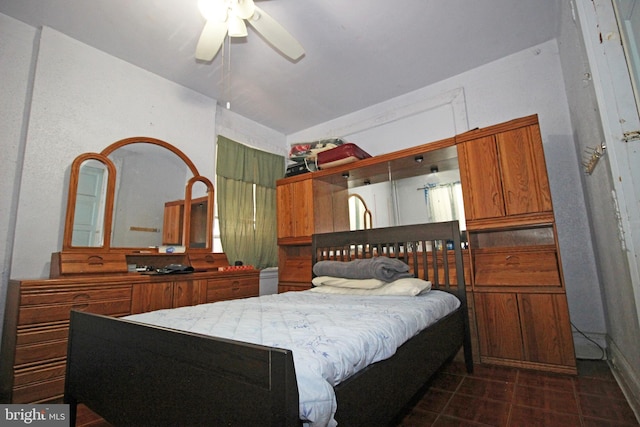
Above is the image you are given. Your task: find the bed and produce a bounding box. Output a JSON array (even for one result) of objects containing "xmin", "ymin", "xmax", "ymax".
[{"xmin": 64, "ymin": 220, "xmax": 473, "ymax": 426}]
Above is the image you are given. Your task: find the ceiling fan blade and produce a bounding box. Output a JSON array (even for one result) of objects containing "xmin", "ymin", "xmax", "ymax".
[
  {"xmin": 195, "ymin": 19, "xmax": 228, "ymax": 61},
  {"xmin": 247, "ymin": 6, "xmax": 304, "ymax": 61}
]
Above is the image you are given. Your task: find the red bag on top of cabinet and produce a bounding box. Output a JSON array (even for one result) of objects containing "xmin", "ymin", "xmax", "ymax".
[{"xmin": 316, "ymin": 143, "xmax": 371, "ymax": 169}]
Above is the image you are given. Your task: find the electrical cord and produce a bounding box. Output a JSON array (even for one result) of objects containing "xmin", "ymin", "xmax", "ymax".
[{"xmin": 571, "ymin": 321, "xmax": 606, "ymax": 360}]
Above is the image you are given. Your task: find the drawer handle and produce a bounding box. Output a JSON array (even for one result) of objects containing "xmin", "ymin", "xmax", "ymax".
[
  {"xmin": 71, "ymin": 303, "xmax": 90, "ymax": 311},
  {"xmin": 505, "ymin": 255, "xmax": 520, "ymax": 265},
  {"xmin": 73, "ymin": 293, "xmax": 90, "ymax": 302},
  {"xmin": 87, "ymin": 256, "xmax": 104, "ymax": 266}
]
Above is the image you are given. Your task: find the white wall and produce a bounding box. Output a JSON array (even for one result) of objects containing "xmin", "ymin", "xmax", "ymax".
[
  {"xmin": 0, "ymin": 13, "xmax": 36, "ymax": 340},
  {"xmin": 9, "ymin": 25, "xmax": 217, "ymax": 280},
  {"xmin": 216, "ymin": 107, "xmax": 287, "ymax": 158},
  {"xmin": 288, "ymin": 39, "xmax": 607, "ymax": 358},
  {"xmin": 289, "ymin": 87, "xmax": 468, "ymax": 151}
]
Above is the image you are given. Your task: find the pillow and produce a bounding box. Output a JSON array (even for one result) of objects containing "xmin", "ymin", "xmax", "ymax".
[
  {"xmin": 309, "ymin": 277, "xmax": 432, "ymax": 296},
  {"xmin": 311, "ymin": 276, "xmax": 387, "ymax": 289}
]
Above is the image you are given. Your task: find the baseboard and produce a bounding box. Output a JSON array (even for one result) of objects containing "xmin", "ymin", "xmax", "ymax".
[{"xmin": 607, "ymin": 337, "xmax": 640, "ymax": 423}]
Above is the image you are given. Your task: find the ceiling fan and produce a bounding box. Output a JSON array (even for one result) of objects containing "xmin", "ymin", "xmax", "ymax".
[{"xmin": 196, "ymin": 0, "xmax": 305, "ymax": 62}]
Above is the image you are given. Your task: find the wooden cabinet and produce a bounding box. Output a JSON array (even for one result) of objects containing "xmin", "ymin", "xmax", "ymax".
[
  {"xmin": 0, "ymin": 281, "xmax": 132, "ymax": 404},
  {"xmin": 273, "ymin": 114, "xmax": 575, "ymax": 373},
  {"xmin": 163, "ymin": 202, "xmax": 184, "ymax": 245},
  {"xmin": 276, "ymin": 175, "xmax": 349, "ymax": 290},
  {"xmin": 0, "ymin": 269, "xmax": 259, "ymax": 404},
  {"xmin": 277, "ymin": 245, "xmax": 313, "ymax": 292},
  {"xmin": 276, "ymin": 176, "xmax": 348, "ymax": 244},
  {"xmin": 475, "ymin": 292, "xmax": 575, "ymax": 369},
  {"xmin": 277, "ymin": 178, "xmax": 314, "ymax": 241},
  {"xmin": 131, "ymin": 279, "xmax": 207, "ymax": 314},
  {"xmin": 457, "ymin": 115, "xmax": 576, "ymax": 374},
  {"xmin": 457, "ymin": 116, "xmax": 553, "ymax": 227},
  {"xmin": 163, "ymin": 196, "xmax": 209, "ymax": 247},
  {"xmin": 468, "ymin": 226, "xmax": 575, "ymax": 373}
]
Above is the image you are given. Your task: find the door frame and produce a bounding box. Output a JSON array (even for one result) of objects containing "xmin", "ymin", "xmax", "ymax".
[{"xmin": 576, "ymin": 0, "xmax": 640, "ymax": 327}]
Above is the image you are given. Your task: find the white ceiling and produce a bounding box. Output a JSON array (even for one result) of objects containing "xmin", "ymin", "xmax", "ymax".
[{"xmin": 0, "ymin": 0, "xmax": 561, "ymax": 134}]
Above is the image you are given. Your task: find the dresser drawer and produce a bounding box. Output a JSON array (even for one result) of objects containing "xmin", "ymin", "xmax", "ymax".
[
  {"xmin": 19, "ymin": 299, "xmax": 131, "ymax": 325},
  {"xmin": 280, "ymin": 257, "xmax": 311, "ymax": 283},
  {"xmin": 278, "ymin": 283, "xmax": 311, "ymax": 293},
  {"xmin": 15, "ymin": 325, "xmax": 69, "ymax": 367},
  {"xmin": 53, "ymin": 252, "xmax": 128, "ymax": 275},
  {"xmin": 206, "ymin": 277, "xmax": 259, "ymax": 302},
  {"xmin": 473, "ymin": 246, "xmax": 561, "ymax": 287},
  {"xmin": 20, "ymin": 287, "xmax": 131, "ymax": 306},
  {"xmin": 16, "ymin": 324, "xmax": 68, "ymax": 346},
  {"xmin": 12, "ymin": 374, "xmax": 65, "ymax": 403},
  {"xmin": 13, "ymin": 361, "xmax": 66, "ymax": 389},
  {"xmin": 19, "ymin": 287, "xmax": 132, "ymax": 325}
]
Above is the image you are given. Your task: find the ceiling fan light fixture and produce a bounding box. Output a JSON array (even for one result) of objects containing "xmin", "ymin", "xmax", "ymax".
[
  {"xmin": 233, "ymin": 0, "xmax": 256, "ymax": 20},
  {"xmin": 198, "ymin": 0, "xmax": 228, "ymax": 22},
  {"xmin": 228, "ymin": 14, "xmax": 248, "ymax": 37},
  {"xmin": 195, "ymin": 1, "xmax": 305, "ymax": 61}
]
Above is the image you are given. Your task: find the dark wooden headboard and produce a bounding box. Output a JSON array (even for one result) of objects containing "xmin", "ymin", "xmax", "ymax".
[{"xmin": 312, "ymin": 220, "xmax": 466, "ymax": 298}]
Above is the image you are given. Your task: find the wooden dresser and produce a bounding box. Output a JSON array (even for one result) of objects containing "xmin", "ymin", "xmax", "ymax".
[{"xmin": 0, "ymin": 267, "xmax": 259, "ymax": 404}]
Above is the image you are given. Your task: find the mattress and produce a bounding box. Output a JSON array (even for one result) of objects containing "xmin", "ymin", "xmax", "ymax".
[{"xmin": 125, "ymin": 290, "xmax": 460, "ymax": 427}]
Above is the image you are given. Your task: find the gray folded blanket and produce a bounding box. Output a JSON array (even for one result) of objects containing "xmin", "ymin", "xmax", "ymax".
[{"xmin": 312, "ymin": 257, "xmax": 413, "ymax": 282}]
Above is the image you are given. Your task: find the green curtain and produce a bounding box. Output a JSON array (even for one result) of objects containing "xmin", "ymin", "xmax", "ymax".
[{"xmin": 216, "ymin": 136, "xmax": 285, "ymax": 268}]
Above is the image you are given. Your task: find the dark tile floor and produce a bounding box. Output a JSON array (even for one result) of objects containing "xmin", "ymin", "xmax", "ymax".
[{"xmin": 395, "ymin": 359, "xmax": 639, "ymax": 427}]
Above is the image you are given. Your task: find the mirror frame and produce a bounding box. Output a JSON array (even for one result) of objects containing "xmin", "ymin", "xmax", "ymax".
[
  {"xmin": 63, "ymin": 152, "xmax": 116, "ymax": 250},
  {"xmin": 63, "ymin": 137, "xmax": 214, "ymax": 253}
]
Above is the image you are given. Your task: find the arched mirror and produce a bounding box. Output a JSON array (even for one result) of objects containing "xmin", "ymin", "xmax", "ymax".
[
  {"xmin": 64, "ymin": 153, "xmax": 116, "ymax": 248},
  {"xmin": 63, "ymin": 137, "xmax": 214, "ymax": 253},
  {"xmin": 348, "ymin": 194, "xmax": 372, "ymax": 230}
]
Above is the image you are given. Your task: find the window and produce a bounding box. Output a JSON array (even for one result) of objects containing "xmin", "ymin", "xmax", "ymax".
[{"xmin": 215, "ymin": 136, "xmax": 284, "ymax": 268}]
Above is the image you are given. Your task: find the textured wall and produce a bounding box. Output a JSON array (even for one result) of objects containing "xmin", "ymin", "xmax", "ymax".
[
  {"xmin": 0, "ymin": 13, "xmax": 38, "ymax": 341},
  {"xmin": 9, "ymin": 26, "xmax": 217, "ymax": 279}
]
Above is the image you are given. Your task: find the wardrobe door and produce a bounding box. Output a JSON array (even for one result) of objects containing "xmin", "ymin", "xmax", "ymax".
[
  {"xmin": 519, "ymin": 293, "xmax": 575, "ymax": 366},
  {"xmin": 474, "ymin": 292, "xmax": 523, "ymax": 361},
  {"xmin": 495, "ymin": 125, "xmax": 553, "ymax": 216},
  {"xmin": 457, "ymin": 135, "xmax": 505, "ymax": 220}
]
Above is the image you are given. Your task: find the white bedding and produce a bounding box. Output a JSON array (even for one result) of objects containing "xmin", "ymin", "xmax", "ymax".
[{"xmin": 124, "ymin": 289, "xmax": 460, "ymax": 427}]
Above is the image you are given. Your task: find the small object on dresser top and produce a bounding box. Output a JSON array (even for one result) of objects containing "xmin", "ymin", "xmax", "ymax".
[
  {"xmin": 158, "ymin": 245, "xmax": 186, "ymax": 254},
  {"xmin": 157, "ymin": 264, "xmax": 194, "ymax": 274},
  {"xmin": 218, "ymin": 265, "xmax": 255, "ymax": 271}
]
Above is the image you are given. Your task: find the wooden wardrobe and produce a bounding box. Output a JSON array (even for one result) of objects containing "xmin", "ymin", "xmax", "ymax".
[{"xmin": 276, "ymin": 114, "xmax": 576, "ymax": 374}]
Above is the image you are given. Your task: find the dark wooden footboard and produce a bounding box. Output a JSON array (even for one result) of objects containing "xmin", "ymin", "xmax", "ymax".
[
  {"xmin": 65, "ymin": 310, "xmax": 300, "ymax": 427},
  {"xmin": 333, "ymin": 309, "xmax": 465, "ymax": 426},
  {"xmin": 65, "ymin": 220, "xmax": 472, "ymax": 426}
]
